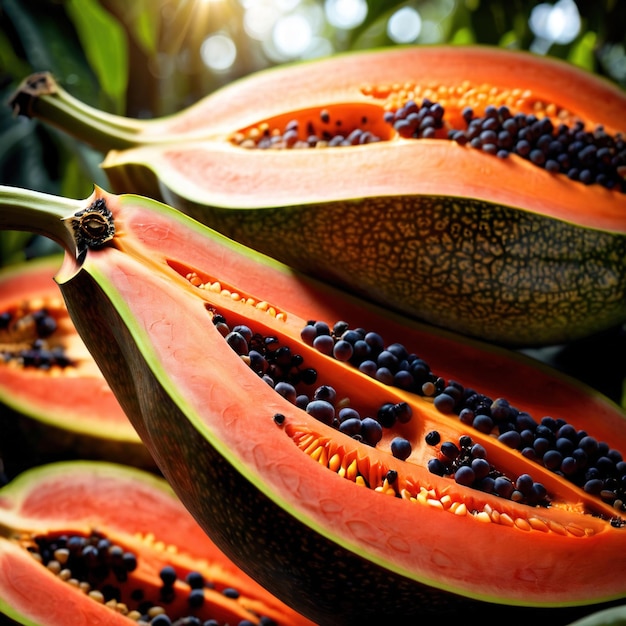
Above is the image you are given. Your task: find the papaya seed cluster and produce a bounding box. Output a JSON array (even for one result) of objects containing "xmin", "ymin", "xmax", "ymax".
[
  {"xmin": 231, "ymin": 78, "xmax": 625, "ymax": 193},
  {"xmin": 0, "ymin": 302, "xmax": 74, "ymax": 370},
  {"xmin": 213, "ymin": 309, "xmax": 625, "ymax": 516},
  {"xmin": 22, "ymin": 530, "xmax": 277, "ymax": 626}
]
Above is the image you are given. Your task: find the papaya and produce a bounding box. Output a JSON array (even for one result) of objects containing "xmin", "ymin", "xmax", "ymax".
[
  {"xmin": 0, "ymin": 256, "xmax": 152, "ymax": 468},
  {"xmin": 0, "ymin": 460, "xmax": 313, "ymax": 625},
  {"xmin": 566, "ymin": 605, "xmax": 626, "ymax": 626},
  {"xmin": 9, "ymin": 46, "xmax": 626, "ymax": 346},
  {"xmin": 0, "ymin": 183, "xmax": 625, "ymax": 624}
]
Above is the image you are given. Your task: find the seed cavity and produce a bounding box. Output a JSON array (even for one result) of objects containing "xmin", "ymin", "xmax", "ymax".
[
  {"xmin": 0, "ymin": 301, "xmax": 75, "ymax": 370},
  {"xmin": 18, "ymin": 530, "xmax": 279, "ymax": 625},
  {"xmin": 172, "ymin": 262, "xmax": 287, "ymax": 322},
  {"xmin": 206, "ymin": 305, "xmax": 624, "ymax": 534},
  {"xmin": 229, "ymin": 81, "xmax": 625, "ymax": 193}
]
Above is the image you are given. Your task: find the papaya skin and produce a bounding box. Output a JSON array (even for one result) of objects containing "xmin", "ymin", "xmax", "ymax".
[
  {"xmin": 0, "ymin": 184, "xmax": 625, "ymax": 624},
  {"xmin": 0, "ymin": 461, "xmax": 314, "ymax": 626},
  {"xmin": 0, "ymin": 256, "xmax": 153, "ymax": 468},
  {"xmin": 9, "ymin": 46, "xmax": 626, "ymax": 346}
]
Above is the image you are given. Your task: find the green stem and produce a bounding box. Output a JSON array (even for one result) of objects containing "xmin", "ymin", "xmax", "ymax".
[
  {"xmin": 0, "ymin": 185, "xmax": 83, "ymax": 256},
  {"xmin": 10, "ymin": 72, "xmax": 147, "ymax": 151}
]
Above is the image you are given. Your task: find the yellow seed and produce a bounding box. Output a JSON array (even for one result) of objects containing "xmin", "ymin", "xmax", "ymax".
[
  {"xmin": 54, "ymin": 548, "xmax": 69, "ymax": 564},
  {"xmin": 47, "ymin": 560, "xmax": 62, "ymax": 575},
  {"xmin": 528, "ymin": 517, "xmax": 549, "ymax": 533},
  {"xmin": 297, "ymin": 434, "xmax": 315, "ymax": 450},
  {"xmin": 440, "ymin": 495, "xmax": 452, "ymax": 509},
  {"xmin": 79, "ymin": 581, "xmax": 91, "ymax": 594},
  {"xmin": 276, "ymin": 312, "xmax": 287, "ymax": 322},
  {"xmin": 318, "ymin": 446, "xmax": 329, "ymax": 467},
  {"xmin": 514, "ymin": 518, "xmax": 531, "ymax": 532},
  {"xmin": 490, "ymin": 509, "xmax": 501, "ymax": 524},
  {"xmin": 355, "ymin": 475, "xmax": 367, "ymax": 487},
  {"xmin": 116, "ymin": 603, "xmax": 129, "ymax": 615},
  {"xmin": 89, "ymin": 590, "xmax": 105, "ymax": 603},
  {"xmin": 548, "ymin": 520, "xmax": 568, "ymax": 536},
  {"xmin": 58, "ymin": 568, "xmax": 72, "ymax": 581},
  {"xmin": 256, "ymin": 301, "xmax": 269, "ymax": 311},
  {"xmin": 499, "ymin": 513, "xmax": 514, "ymax": 527},
  {"xmin": 210, "ymin": 281, "xmax": 221, "ymax": 293},
  {"xmin": 427, "ymin": 499, "xmax": 443, "ymax": 510},
  {"xmin": 230, "ymin": 292, "xmax": 241, "ymax": 301},
  {"xmin": 328, "ymin": 453, "xmax": 341, "ymax": 473},
  {"xmin": 127, "ymin": 611, "xmax": 143, "ymax": 621},
  {"xmin": 400, "ymin": 489, "xmax": 412, "ymax": 500},
  {"xmin": 566, "ymin": 524, "xmax": 586, "ymax": 538},
  {"xmin": 475, "ymin": 511, "xmax": 491, "ymax": 523},
  {"xmin": 346, "ymin": 459, "xmax": 358, "ymax": 482},
  {"xmin": 310, "ymin": 445, "xmax": 324, "ymax": 462},
  {"xmin": 148, "ymin": 606, "xmax": 166, "ymax": 617},
  {"xmin": 453, "ymin": 502, "xmax": 467, "ymax": 516},
  {"xmin": 303, "ymin": 438, "xmax": 321, "ymax": 456}
]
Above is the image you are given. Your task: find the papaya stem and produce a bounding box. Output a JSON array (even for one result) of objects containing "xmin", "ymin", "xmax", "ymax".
[
  {"xmin": 9, "ymin": 72, "xmax": 147, "ymax": 152},
  {"xmin": 0, "ymin": 185, "xmax": 84, "ymax": 257}
]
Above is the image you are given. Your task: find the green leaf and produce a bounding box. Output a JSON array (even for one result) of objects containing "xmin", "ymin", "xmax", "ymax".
[
  {"xmin": 568, "ymin": 30, "xmax": 598, "ymax": 72},
  {"xmin": 65, "ymin": 0, "xmax": 129, "ymax": 114}
]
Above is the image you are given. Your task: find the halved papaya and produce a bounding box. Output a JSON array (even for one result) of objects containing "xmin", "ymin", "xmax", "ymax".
[
  {"xmin": 0, "ymin": 184, "xmax": 625, "ymax": 624},
  {"xmin": 0, "ymin": 256, "xmax": 151, "ymax": 467},
  {"xmin": 0, "ymin": 460, "xmax": 313, "ymax": 625},
  {"xmin": 10, "ymin": 47, "xmax": 626, "ymax": 345}
]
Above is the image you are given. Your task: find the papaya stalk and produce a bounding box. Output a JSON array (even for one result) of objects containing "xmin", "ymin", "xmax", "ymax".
[
  {"xmin": 0, "ymin": 183, "xmax": 625, "ymax": 624},
  {"xmin": 9, "ymin": 46, "xmax": 626, "ymax": 346}
]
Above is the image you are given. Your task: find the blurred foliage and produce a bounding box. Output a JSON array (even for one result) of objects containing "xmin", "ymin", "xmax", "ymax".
[{"xmin": 0, "ymin": 0, "xmax": 625, "ymax": 406}]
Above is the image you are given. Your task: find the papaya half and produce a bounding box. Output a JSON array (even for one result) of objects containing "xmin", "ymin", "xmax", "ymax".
[
  {"xmin": 0, "ymin": 460, "xmax": 313, "ymax": 625},
  {"xmin": 9, "ymin": 46, "xmax": 626, "ymax": 346},
  {"xmin": 0, "ymin": 184, "xmax": 625, "ymax": 624},
  {"xmin": 0, "ymin": 256, "xmax": 153, "ymax": 467}
]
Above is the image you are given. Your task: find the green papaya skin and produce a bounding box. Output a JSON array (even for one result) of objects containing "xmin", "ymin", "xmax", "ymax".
[
  {"xmin": 9, "ymin": 46, "xmax": 626, "ymax": 346},
  {"xmin": 0, "ymin": 184, "xmax": 625, "ymax": 625}
]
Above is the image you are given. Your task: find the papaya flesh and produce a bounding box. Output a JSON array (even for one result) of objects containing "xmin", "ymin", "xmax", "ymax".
[
  {"xmin": 0, "ymin": 184, "xmax": 625, "ymax": 624},
  {"xmin": 0, "ymin": 460, "xmax": 313, "ymax": 626},
  {"xmin": 10, "ymin": 46, "xmax": 626, "ymax": 346},
  {"xmin": 0, "ymin": 256, "xmax": 153, "ymax": 467}
]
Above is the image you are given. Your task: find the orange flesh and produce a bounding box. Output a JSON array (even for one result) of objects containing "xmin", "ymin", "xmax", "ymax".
[
  {"xmin": 0, "ymin": 259, "xmax": 132, "ymax": 436},
  {"xmin": 0, "ymin": 463, "xmax": 313, "ymax": 625},
  {"xmin": 70, "ymin": 191, "xmax": 626, "ymax": 606},
  {"xmin": 105, "ymin": 47, "xmax": 626, "ymax": 234}
]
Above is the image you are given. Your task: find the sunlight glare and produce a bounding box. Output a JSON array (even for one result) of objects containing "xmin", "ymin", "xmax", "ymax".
[
  {"xmin": 272, "ymin": 13, "xmax": 313, "ymax": 58},
  {"xmin": 529, "ymin": 0, "xmax": 581, "ymax": 46},
  {"xmin": 200, "ymin": 33, "xmax": 237, "ymax": 71},
  {"xmin": 387, "ymin": 6, "xmax": 422, "ymax": 43},
  {"xmin": 324, "ymin": 0, "xmax": 367, "ymax": 30}
]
